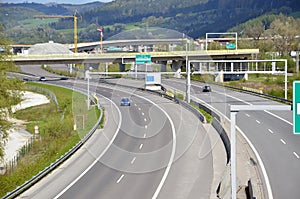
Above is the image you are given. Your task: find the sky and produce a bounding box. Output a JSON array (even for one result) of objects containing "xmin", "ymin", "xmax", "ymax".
[{"xmin": 0, "ymin": 0, "xmax": 113, "ymax": 4}]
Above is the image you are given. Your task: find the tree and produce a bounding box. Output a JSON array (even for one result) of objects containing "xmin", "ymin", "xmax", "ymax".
[
  {"xmin": 266, "ymin": 14, "xmax": 299, "ymax": 55},
  {"xmin": 0, "ymin": 23, "xmax": 23, "ymax": 158},
  {"xmin": 244, "ymin": 21, "xmax": 265, "ymax": 48}
]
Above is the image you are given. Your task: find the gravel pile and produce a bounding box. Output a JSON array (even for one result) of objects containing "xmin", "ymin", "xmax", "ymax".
[{"xmin": 28, "ymin": 42, "xmax": 73, "ymax": 55}]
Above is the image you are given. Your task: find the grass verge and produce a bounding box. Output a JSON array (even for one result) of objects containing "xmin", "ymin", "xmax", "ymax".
[
  {"xmin": 0, "ymin": 82, "xmax": 101, "ymax": 198},
  {"xmin": 190, "ymin": 102, "xmax": 213, "ymax": 123}
]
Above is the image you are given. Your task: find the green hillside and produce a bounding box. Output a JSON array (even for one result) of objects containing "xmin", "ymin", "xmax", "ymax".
[{"xmin": 1, "ymin": 0, "xmax": 300, "ymax": 44}]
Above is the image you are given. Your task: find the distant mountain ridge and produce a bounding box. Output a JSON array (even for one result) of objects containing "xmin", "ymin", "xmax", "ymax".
[
  {"xmin": 79, "ymin": 0, "xmax": 299, "ymax": 37},
  {"xmin": 0, "ymin": 1, "xmax": 104, "ymax": 15},
  {"xmin": 1, "ymin": 0, "xmax": 299, "ymax": 44}
]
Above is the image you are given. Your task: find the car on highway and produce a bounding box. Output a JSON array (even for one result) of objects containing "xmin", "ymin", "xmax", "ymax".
[
  {"xmin": 202, "ymin": 85, "xmax": 212, "ymax": 92},
  {"xmin": 39, "ymin": 76, "xmax": 46, "ymax": 81},
  {"xmin": 120, "ymin": 97, "xmax": 130, "ymax": 106}
]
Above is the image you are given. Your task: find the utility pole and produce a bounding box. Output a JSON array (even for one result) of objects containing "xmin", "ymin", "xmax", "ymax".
[{"xmin": 296, "ymin": 51, "xmax": 299, "ymax": 74}]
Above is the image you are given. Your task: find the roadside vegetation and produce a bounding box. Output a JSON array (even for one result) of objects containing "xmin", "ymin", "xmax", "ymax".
[
  {"xmin": 224, "ymin": 74, "xmax": 300, "ymax": 100},
  {"xmin": 42, "ymin": 65, "xmax": 78, "ymax": 77},
  {"xmin": 190, "ymin": 103, "xmax": 213, "ymax": 124},
  {"xmin": 0, "ymin": 82, "xmax": 101, "ymax": 198},
  {"xmin": 0, "ymin": 23, "xmax": 24, "ymax": 158},
  {"xmin": 164, "ymin": 89, "xmax": 213, "ymax": 123}
]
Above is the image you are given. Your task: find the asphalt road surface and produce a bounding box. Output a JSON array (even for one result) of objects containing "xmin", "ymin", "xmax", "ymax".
[
  {"xmin": 18, "ymin": 78, "xmax": 215, "ymax": 199},
  {"xmin": 163, "ymin": 78, "xmax": 299, "ymax": 199}
]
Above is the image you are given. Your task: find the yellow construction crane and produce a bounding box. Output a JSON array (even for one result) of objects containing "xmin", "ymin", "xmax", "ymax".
[{"xmin": 34, "ymin": 11, "xmax": 81, "ymax": 53}]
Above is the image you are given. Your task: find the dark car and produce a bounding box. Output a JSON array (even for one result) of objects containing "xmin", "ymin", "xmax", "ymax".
[
  {"xmin": 120, "ymin": 98, "xmax": 130, "ymax": 106},
  {"xmin": 202, "ymin": 85, "xmax": 212, "ymax": 92}
]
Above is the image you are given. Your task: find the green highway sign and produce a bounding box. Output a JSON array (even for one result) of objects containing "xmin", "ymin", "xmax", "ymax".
[
  {"xmin": 294, "ymin": 81, "xmax": 300, "ymax": 134},
  {"xmin": 226, "ymin": 43, "xmax": 236, "ymax": 49},
  {"xmin": 136, "ymin": 54, "xmax": 151, "ymax": 65}
]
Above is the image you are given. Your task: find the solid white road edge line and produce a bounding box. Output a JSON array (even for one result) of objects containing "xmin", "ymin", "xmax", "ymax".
[
  {"xmin": 53, "ymin": 95, "xmax": 122, "ymax": 199},
  {"xmin": 151, "ymin": 103, "xmax": 176, "ymax": 199},
  {"xmin": 264, "ymin": 110, "xmax": 293, "ymax": 126},
  {"xmin": 235, "ymin": 125, "xmax": 274, "ymax": 199},
  {"xmin": 213, "ymin": 88, "xmax": 292, "ymax": 126},
  {"xmin": 188, "ymin": 94, "xmax": 274, "ymax": 199},
  {"xmin": 110, "ymin": 87, "xmax": 176, "ymax": 199}
]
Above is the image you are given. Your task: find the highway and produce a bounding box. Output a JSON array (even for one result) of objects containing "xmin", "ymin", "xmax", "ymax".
[
  {"xmin": 162, "ymin": 78, "xmax": 299, "ymax": 199},
  {"xmin": 17, "ymin": 78, "xmax": 216, "ymax": 199}
]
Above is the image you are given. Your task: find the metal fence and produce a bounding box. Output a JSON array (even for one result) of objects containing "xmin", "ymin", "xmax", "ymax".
[
  {"xmin": 0, "ymin": 136, "xmax": 34, "ymax": 175},
  {"xmin": 3, "ymin": 88, "xmax": 103, "ymax": 199}
]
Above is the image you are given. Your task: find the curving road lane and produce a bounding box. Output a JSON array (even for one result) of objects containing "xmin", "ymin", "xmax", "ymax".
[
  {"xmin": 17, "ymin": 78, "xmax": 215, "ymax": 199},
  {"xmin": 163, "ymin": 78, "xmax": 299, "ymax": 199}
]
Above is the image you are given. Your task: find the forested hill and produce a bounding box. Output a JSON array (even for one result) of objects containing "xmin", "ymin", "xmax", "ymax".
[
  {"xmin": 0, "ymin": 1, "xmax": 104, "ymax": 15},
  {"xmin": 78, "ymin": 0, "xmax": 300, "ymax": 38},
  {"xmin": 1, "ymin": 0, "xmax": 299, "ymax": 44}
]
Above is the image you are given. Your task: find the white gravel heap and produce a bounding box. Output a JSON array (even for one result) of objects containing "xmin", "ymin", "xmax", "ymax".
[
  {"xmin": 28, "ymin": 41, "xmax": 73, "ymax": 55},
  {"xmin": 1, "ymin": 92, "xmax": 50, "ymax": 170}
]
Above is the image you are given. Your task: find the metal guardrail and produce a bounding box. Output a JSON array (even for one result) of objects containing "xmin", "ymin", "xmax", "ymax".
[
  {"xmin": 3, "ymin": 89, "xmax": 103, "ymax": 199},
  {"xmin": 190, "ymin": 99, "xmax": 231, "ymax": 164},
  {"xmin": 221, "ymin": 83, "xmax": 292, "ymax": 105},
  {"xmin": 99, "ymin": 79, "xmax": 231, "ymax": 164},
  {"xmin": 27, "ymin": 85, "xmax": 59, "ymax": 108},
  {"xmin": 179, "ymin": 77, "xmax": 292, "ymax": 105}
]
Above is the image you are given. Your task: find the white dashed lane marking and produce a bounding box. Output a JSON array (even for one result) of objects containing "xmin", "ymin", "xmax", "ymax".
[
  {"xmin": 116, "ymin": 174, "xmax": 125, "ymax": 184},
  {"xmin": 139, "ymin": 144, "xmax": 143, "ymax": 150},
  {"xmin": 131, "ymin": 157, "xmax": 136, "ymax": 164},
  {"xmin": 268, "ymin": 129, "xmax": 274, "ymax": 134},
  {"xmin": 280, "ymin": 139, "xmax": 286, "ymax": 145}
]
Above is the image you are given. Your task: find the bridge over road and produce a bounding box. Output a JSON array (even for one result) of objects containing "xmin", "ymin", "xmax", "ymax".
[{"xmin": 11, "ymin": 49, "xmax": 258, "ymax": 65}]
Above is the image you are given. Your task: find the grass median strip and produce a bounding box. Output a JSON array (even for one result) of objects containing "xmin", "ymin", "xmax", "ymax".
[
  {"xmin": 190, "ymin": 102, "xmax": 213, "ymax": 124},
  {"xmin": 0, "ymin": 82, "xmax": 101, "ymax": 198}
]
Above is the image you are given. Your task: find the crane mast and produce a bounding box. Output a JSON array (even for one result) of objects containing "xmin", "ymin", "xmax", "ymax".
[{"xmin": 34, "ymin": 11, "xmax": 80, "ymax": 53}]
